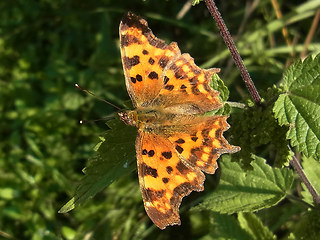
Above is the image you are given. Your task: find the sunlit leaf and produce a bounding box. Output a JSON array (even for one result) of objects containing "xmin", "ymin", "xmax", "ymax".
[{"xmin": 193, "ymin": 155, "xmax": 293, "ymax": 213}]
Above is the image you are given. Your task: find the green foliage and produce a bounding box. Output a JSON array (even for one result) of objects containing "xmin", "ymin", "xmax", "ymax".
[
  {"xmin": 1, "ymin": 0, "xmax": 320, "ymax": 239},
  {"xmin": 238, "ymin": 212, "xmax": 276, "ymax": 240},
  {"xmin": 202, "ymin": 212, "xmax": 276, "ymax": 240},
  {"xmin": 274, "ymin": 54, "xmax": 320, "ymax": 161},
  {"xmin": 291, "ymin": 209, "xmax": 320, "ymax": 239},
  {"xmin": 59, "ymin": 118, "xmax": 136, "ymax": 213},
  {"xmin": 301, "ymin": 156, "xmax": 320, "ymax": 205},
  {"xmin": 211, "ymin": 73, "xmax": 229, "ymax": 103},
  {"xmin": 231, "ymin": 93, "xmax": 291, "ymax": 168},
  {"xmin": 201, "ymin": 213, "xmax": 252, "ymax": 240},
  {"xmin": 192, "ymin": 155, "xmax": 293, "ymax": 213}
]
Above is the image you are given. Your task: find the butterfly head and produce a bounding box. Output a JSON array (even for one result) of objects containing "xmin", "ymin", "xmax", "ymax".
[{"xmin": 118, "ymin": 110, "xmax": 138, "ymax": 127}]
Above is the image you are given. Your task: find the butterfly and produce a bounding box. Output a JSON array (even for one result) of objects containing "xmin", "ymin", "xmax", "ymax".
[{"xmin": 118, "ymin": 12, "xmax": 240, "ymax": 229}]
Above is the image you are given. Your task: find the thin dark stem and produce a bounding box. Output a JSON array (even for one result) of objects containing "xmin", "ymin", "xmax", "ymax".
[
  {"xmin": 204, "ymin": 0, "xmax": 261, "ymax": 104},
  {"xmin": 290, "ymin": 154, "xmax": 320, "ymax": 206},
  {"xmin": 204, "ymin": 0, "xmax": 320, "ymax": 206}
]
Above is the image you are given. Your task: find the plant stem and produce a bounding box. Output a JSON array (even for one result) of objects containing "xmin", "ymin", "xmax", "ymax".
[
  {"xmin": 204, "ymin": 0, "xmax": 261, "ymax": 104},
  {"xmin": 300, "ymin": 9, "xmax": 320, "ymax": 58},
  {"xmin": 290, "ymin": 154, "xmax": 320, "ymax": 205},
  {"xmin": 226, "ymin": 101, "xmax": 246, "ymax": 109},
  {"xmin": 204, "ymin": 0, "xmax": 320, "ymax": 207}
]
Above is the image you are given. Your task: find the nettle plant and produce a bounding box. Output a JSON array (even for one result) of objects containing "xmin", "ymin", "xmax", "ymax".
[{"xmin": 61, "ymin": 0, "xmax": 320, "ymax": 239}]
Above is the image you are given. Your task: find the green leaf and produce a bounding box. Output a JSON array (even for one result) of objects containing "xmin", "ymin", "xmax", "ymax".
[
  {"xmin": 59, "ymin": 118, "xmax": 136, "ymax": 213},
  {"xmin": 192, "ymin": 155, "xmax": 293, "ymax": 214},
  {"xmin": 301, "ymin": 156, "xmax": 320, "ymax": 205},
  {"xmin": 207, "ymin": 73, "xmax": 231, "ymax": 116},
  {"xmin": 273, "ymin": 53, "xmax": 320, "ymax": 161},
  {"xmin": 231, "ymin": 101, "xmax": 291, "ymax": 168},
  {"xmin": 211, "ymin": 73, "xmax": 229, "ymax": 103},
  {"xmin": 202, "ymin": 213, "xmax": 251, "ymax": 240},
  {"xmin": 238, "ymin": 212, "xmax": 276, "ymax": 240}
]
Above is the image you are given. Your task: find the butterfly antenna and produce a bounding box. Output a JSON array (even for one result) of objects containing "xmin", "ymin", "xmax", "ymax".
[
  {"xmin": 75, "ymin": 83, "xmax": 121, "ymax": 110},
  {"xmin": 80, "ymin": 116, "xmax": 114, "ymax": 125}
]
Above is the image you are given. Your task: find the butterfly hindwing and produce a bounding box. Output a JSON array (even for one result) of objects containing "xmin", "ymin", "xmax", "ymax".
[
  {"xmin": 136, "ymin": 131, "xmax": 205, "ymax": 229},
  {"xmin": 135, "ymin": 115, "xmax": 240, "ymax": 229},
  {"xmin": 167, "ymin": 116, "xmax": 240, "ymax": 174}
]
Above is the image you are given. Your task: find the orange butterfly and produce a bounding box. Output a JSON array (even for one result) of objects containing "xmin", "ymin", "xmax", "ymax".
[{"xmin": 118, "ymin": 12, "xmax": 240, "ymax": 229}]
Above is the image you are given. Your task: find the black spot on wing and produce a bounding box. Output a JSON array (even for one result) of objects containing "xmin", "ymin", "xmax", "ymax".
[
  {"xmin": 162, "ymin": 177, "xmax": 169, "ymax": 183},
  {"xmin": 163, "ymin": 76, "xmax": 169, "ymax": 84},
  {"xmin": 164, "ymin": 85, "xmax": 174, "ymax": 91},
  {"xmin": 136, "ymin": 74, "xmax": 143, "ymax": 82},
  {"xmin": 148, "ymin": 150, "xmax": 155, "ymax": 157},
  {"xmin": 175, "ymin": 139, "xmax": 185, "ymax": 144},
  {"xmin": 159, "ymin": 56, "xmax": 170, "ymax": 69},
  {"xmin": 123, "ymin": 55, "xmax": 140, "ymax": 70},
  {"xmin": 130, "ymin": 77, "xmax": 136, "ymax": 83},
  {"xmin": 148, "ymin": 57, "xmax": 155, "ymax": 65},
  {"xmin": 175, "ymin": 145, "xmax": 184, "ymax": 154},
  {"xmin": 141, "ymin": 163, "xmax": 158, "ymax": 178},
  {"xmin": 191, "ymin": 136, "xmax": 198, "ymax": 142},
  {"xmin": 162, "ymin": 151, "xmax": 172, "ymax": 159},
  {"xmin": 166, "ymin": 166, "xmax": 173, "ymax": 174},
  {"xmin": 148, "ymin": 71, "xmax": 159, "ymax": 80}
]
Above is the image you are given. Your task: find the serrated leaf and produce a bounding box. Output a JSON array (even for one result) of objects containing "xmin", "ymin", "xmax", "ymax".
[
  {"xmin": 202, "ymin": 213, "xmax": 251, "ymax": 240},
  {"xmin": 207, "ymin": 73, "xmax": 231, "ymax": 116},
  {"xmin": 238, "ymin": 212, "xmax": 276, "ymax": 240},
  {"xmin": 301, "ymin": 156, "xmax": 320, "ymax": 205},
  {"xmin": 273, "ymin": 53, "xmax": 320, "ymax": 161},
  {"xmin": 192, "ymin": 155, "xmax": 293, "ymax": 214},
  {"xmin": 211, "ymin": 73, "xmax": 229, "ymax": 102},
  {"xmin": 59, "ymin": 118, "xmax": 136, "ymax": 213}
]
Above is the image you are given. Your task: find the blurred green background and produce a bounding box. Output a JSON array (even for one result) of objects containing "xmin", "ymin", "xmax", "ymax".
[{"xmin": 1, "ymin": 0, "xmax": 319, "ymax": 239}]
